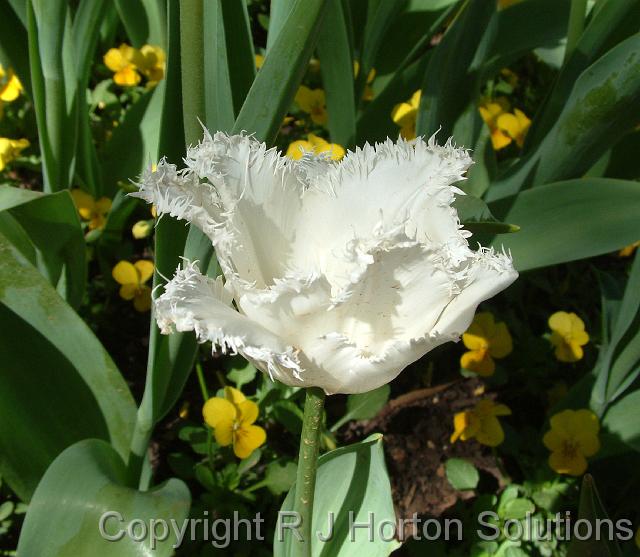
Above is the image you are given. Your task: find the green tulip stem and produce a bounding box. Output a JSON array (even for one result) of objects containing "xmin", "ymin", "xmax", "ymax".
[{"xmin": 292, "ymin": 387, "xmax": 326, "ymax": 555}]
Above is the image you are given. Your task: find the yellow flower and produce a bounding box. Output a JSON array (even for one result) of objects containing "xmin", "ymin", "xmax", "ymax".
[
  {"xmin": 0, "ymin": 64, "xmax": 23, "ymax": 102},
  {"xmin": 354, "ymin": 60, "xmax": 376, "ymax": 101},
  {"xmin": 70, "ymin": 188, "xmax": 112, "ymax": 230},
  {"xmin": 618, "ymin": 241, "xmax": 639, "ymax": 257},
  {"xmin": 203, "ymin": 386, "xmax": 266, "ymax": 459},
  {"xmin": 137, "ymin": 45, "xmax": 166, "ymax": 85},
  {"xmin": 392, "ymin": 90, "xmax": 421, "ymax": 140},
  {"xmin": 295, "ymin": 86, "xmax": 327, "ymax": 125},
  {"xmin": 286, "ymin": 133, "xmax": 345, "ymax": 161},
  {"xmin": 104, "ymin": 44, "xmax": 141, "ymax": 86},
  {"xmin": 451, "ymin": 399, "xmax": 511, "ymax": 447},
  {"xmin": 543, "ymin": 409, "xmax": 600, "ymax": 476},
  {"xmin": 112, "ymin": 260, "xmax": 154, "ymax": 312},
  {"xmin": 255, "ymin": 54, "xmax": 264, "ymax": 69},
  {"xmin": 132, "ymin": 219, "xmax": 153, "ymax": 239},
  {"xmin": 548, "ymin": 311, "xmax": 589, "ymax": 362},
  {"xmin": 460, "ymin": 312, "xmax": 513, "ymax": 376},
  {"xmin": 0, "ymin": 137, "xmax": 29, "ymax": 171},
  {"xmin": 497, "ymin": 109, "xmax": 531, "ymax": 148}
]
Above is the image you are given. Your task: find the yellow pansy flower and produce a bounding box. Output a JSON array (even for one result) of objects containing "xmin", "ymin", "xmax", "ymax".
[
  {"xmin": 0, "ymin": 64, "xmax": 23, "ymax": 102},
  {"xmin": 203, "ymin": 386, "xmax": 266, "ymax": 459},
  {"xmin": 0, "ymin": 138, "xmax": 29, "ymax": 171},
  {"xmin": 137, "ymin": 45, "xmax": 166, "ymax": 85},
  {"xmin": 479, "ymin": 101, "xmax": 511, "ymax": 150},
  {"xmin": 618, "ymin": 240, "xmax": 639, "ymax": 257},
  {"xmin": 460, "ymin": 312, "xmax": 513, "ymax": 376},
  {"xmin": 286, "ymin": 133, "xmax": 345, "ymax": 161},
  {"xmin": 543, "ymin": 409, "xmax": 600, "ymax": 476},
  {"xmin": 104, "ymin": 44, "xmax": 141, "ymax": 86},
  {"xmin": 451, "ymin": 399, "xmax": 511, "ymax": 447},
  {"xmin": 295, "ymin": 86, "xmax": 327, "ymax": 125},
  {"xmin": 132, "ymin": 219, "xmax": 153, "ymax": 239},
  {"xmin": 112, "ymin": 260, "xmax": 154, "ymax": 312},
  {"xmin": 548, "ymin": 311, "xmax": 589, "ymax": 362},
  {"xmin": 70, "ymin": 188, "xmax": 112, "ymax": 231},
  {"xmin": 391, "ymin": 90, "xmax": 421, "ymax": 140},
  {"xmin": 496, "ymin": 109, "xmax": 531, "ymax": 148},
  {"xmin": 255, "ymin": 54, "xmax": 264, "ymax": 69}
]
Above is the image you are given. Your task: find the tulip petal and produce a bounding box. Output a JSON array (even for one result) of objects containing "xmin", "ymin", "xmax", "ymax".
[{"xmin": 155, "ymin": 261, "xmax": 303, "ymax": 385}]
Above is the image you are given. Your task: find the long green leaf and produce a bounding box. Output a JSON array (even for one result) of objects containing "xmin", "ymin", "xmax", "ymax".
[
  {"xmin": 233, "ymin": 0, "xmax": 329, "ymax": 144},
  {"xmin": 0, "ymin": 232, "xmax": 136, "ymax": 501},
  {"xmin": 416, "ymin": 0, "xmax": 495, "ymax": 139},
  {"xmin": 316, "ymin": 0, "xmax": 356, "ymax": 147},
  {"xmin": 274, "ymin": 434, "xmax": 400, "ymax": 556},
  {"xmin": 17, "ymin": 439, "xmax": 190, "ymax": 556},
  {"xmin": 488, "ymin": 178, "xmax": 640, "ymax": 271},
  {"xmin": 203, "ymin": 0, "xmax": 256, "ymax": 132},
  {"xmin": 0, "ymin": 186, "xmax": 86, "ymax": 308},
  {"xmin": 0, "ymin": 0, "xmax": 31, "ymax": 95},
  {"xmin": 28, "ymin": 0, "xmax": 79, "ymax": 193},
  {"xmin": 114, "ymin": 0, "xmax": 166, "ymax": 48}
]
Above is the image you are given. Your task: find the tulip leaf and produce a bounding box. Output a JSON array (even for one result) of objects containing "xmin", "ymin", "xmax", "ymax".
[
  {"xmin": 0, "ymin": 232, "xmax": 136, "ymax": 501},
  {"xmin": 274, "ymin": 434, "xmax": 400, "ymax": 556},
  {"xmin": 591, "ymin": 253, "xmax": 640, "ymax": 412},
  {"xmin": 488, "ymin": 178, "xmax": 640, "ymax": 271},
  {"xmin": 316, "ymin": 0, "xmax": 356, "ymax": 147},
  {"xmin": 453, "ymin": 193, "xmax": 519, "ymax": 235},
  {"xmin": 0, "ymin": 186, "xmax": 86, "ymax": 309},
  {"xmin": 17, "ymin": 439, "xmax": 190, "ymax": 556},
  {"xmin": 233, "ymin": 0, "xmax": 329, "ymax": 144},
  {"xmin": 445, "ymin": 458, "xmax": 479, "ymax": 491},
  {"xmin": 602, "ymin": 390, "xmax": 640, "ymax": 453},
  {"xmin": 0, "ymin": 0, "xmax": 30, "ymax": 95},
  {"xmin": 567, "ymin": 475, "xmax": 622, "ymax": 557}
]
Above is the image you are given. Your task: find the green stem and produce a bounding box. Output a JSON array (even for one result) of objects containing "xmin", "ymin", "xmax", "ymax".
[
  {"xmin": 195, "ymin": 361, "xmax": 209, "ymax": 400},
  {"xmin": 563, "ymin": 0, "xmax": 588, "ymax": 65},
  {"xmin": 292, "ymin": 387, "xmax": 326, "ymax": 554}
]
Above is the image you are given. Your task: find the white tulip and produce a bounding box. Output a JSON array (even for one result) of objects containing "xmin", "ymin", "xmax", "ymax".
[{"xmin": 134, "ymin": 132, "xmax": 517, "ymax": 394}]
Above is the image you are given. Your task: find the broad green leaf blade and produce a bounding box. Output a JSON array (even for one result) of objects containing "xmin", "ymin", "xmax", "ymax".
[
  {"xmin": 331, "ymin": 384, "xmax": 390, "ymax": 432},
  {"xmin": 454, "ymin": 192, "xmax": 519, "ymax": 235},
  {"xmin": 488, "ymin": 179, "xmax": 640, "ymax": 271},
  {"xmin": 567, "ymin": 475, "xmax": 622, "ymax": 557},
  {"xmin": 0, "ymin": 232, "xmax": 136, "ymax": 501},
  {"xmin": 525, "ymin": 0, "xmax": 640, "ymax": 152},
  {"xmin": 274, "ymin": 434, "xmax": 400, "ymax": 556},
  {"xmin": 0, "ymin": 186, "xmax": 86, "ymax": 308},
  {"xmin": 316, "ymin": 0, "xmax": 356, "ymax": 147},
  {"xmin": 416, "ymin": 0, "xmax": 495, "ymax": 139},
  {"xmin": 592, "ymin": 253, "xmax": 640, "ymax": 411},
  {"xmin": 233, "ymin": 0, "xmax": 329, "ymax": 144},
  {"xmin": 115, "ymin": 0, "xmax": 166, "ymax": 48},
  {"xmin": 602, "ymin": 390, "xmax": 640, "ymax": 453},
  {"xmin": 265, "ymin": 0, "xmax": 292, "ymax": 53},
  {"xmin": 101, "ymin": 85, "xmax": 164, "ymax": 196},
  {"xmin": 203, "ymin": 0, "xmax": 256, "ymax": 132},
  {"xmin": 489, "ymin": 31, "xmax": 640, "ymax": 199},
  {"xmin": 17, "ymin": 439, "xmax": 190, "ymax": 556}
]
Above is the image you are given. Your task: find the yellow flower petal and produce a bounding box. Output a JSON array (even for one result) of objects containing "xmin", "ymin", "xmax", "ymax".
[
  {"xmin": 460, "ymin": 349, "xmax": 495, "ymax": 376},
  {"xmin": 70, "ymin": 188, "xmax": 96, "ymax": 220},
  {"xmin": 214, "ymin": 418, "xmax": 235, "ymax": 447},
  {"xmin": 132, "ymin": 220, "xmax": 153, "ymax": 239},
  {"xmin": 134, "ymin": 260, "xmax": 154, "ymax": 285},
  {"xmin": 490, "ymin": 128, "xmax": 512, "ymax": 150},
  {"xmin": 112, "ymin": 261, "xmax": 138, "ymax": 286},
  {"xmin": 475, "ymin": 415, "xmax": 505, "ymax": 447},
  {"xmin": 255, "ymin": 54, "xmax": 264, "ymax": 69},
  {"xmin": 490, "ymin": 322, "xmax": 513, "ymax": 359},
  {"xmin": 224, "ymin": 386, "xmax": 246, "ymax": 406},
  {"xmin": 548, "ymin": 311, "xmax": 573, "ymax": 336},
  {"xmin": 114, "ymin": 66, "xmax": 141, "ymax": 86},
  {"xmin": 0, "ymin": 137, "xmax": 29, "ymax": 171},
  {"xmin": 286, "ymin": 140, "xmax": 313, "ymax": 160},
  {"xmin": 119, "ymin": 283, "xmax": 138, "ymax": 301},
  {"xmin": 95, "ymin": 196, "xmax": 112, "ymax": 215},
  {"xmin": 0, "ymin": 70, "xmax": 23, "ymax": 102},
  {"xmin": 236, "ymin": 399, "xmax": 259, "ymax": 426},
  {"xmin": 133, "ymin": 285, "xmax": 152, "ymax": 312},
  {"xmin": 233, "ymin": 424, "xmax": 266, "ymax": 459},
  {"xmin": 203, "ymin": 396, "xmax": 238, "ymax": 429},
  {"xmin": 549, "ymin": 449, "xmax": 587, "ymax": 476}
]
